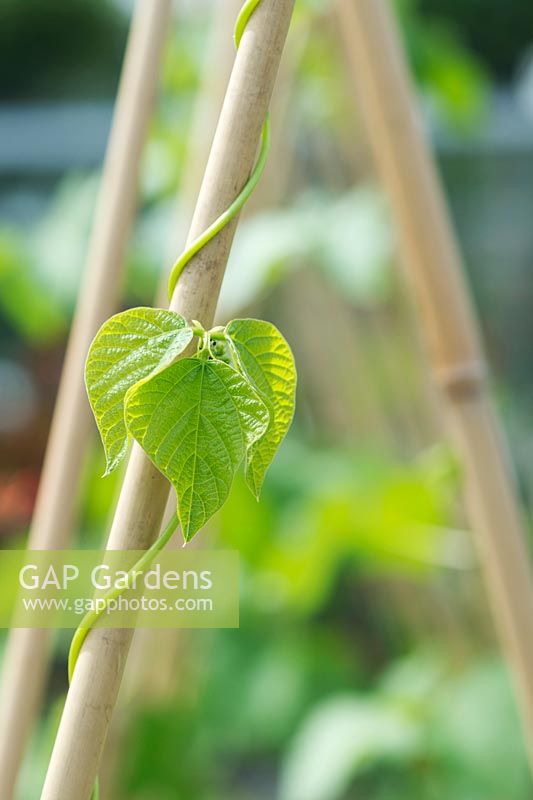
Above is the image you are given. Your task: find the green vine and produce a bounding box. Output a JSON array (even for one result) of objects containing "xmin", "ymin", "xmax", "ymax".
[
  {"xmin": 70, "ymin": 5, "xmax": 296, "ymax": 796},
  {"xmin": 167, "ymin": 0, "xmax": 271, "ymax": 299}
]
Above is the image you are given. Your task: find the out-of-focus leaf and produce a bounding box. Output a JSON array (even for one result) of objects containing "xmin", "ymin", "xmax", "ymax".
[
  {"xmin": 317, "ymin": 189, "xmax": 392, "ymax": 302},
  {"xmin": 399, "ymin": 8, "xmax": 488, "ymax": 130},
  {"xmin": 218, "ymin": 206, "xmax": 313, "ymax": 317},
  {"xmin": 219, "ymin": 189, "xmax": 393, "ymax": 318},
  {"xmin": 240, "ymin": 442, "xmax": 463, "ymax": 615},
  {"xmin": 430, "ymin": 660, "xmax": 530, "ymax": 798},
  {"xmin": 280, "ymin": 695, "xmax": 421, "ymax": 800}
]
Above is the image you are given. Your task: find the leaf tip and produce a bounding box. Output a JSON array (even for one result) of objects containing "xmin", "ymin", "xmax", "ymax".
[
  {"xmin": 102, "ymin": 461, "xmax": 117, "ymax": 478},
  {"xmin": 178, "ymin": 508, "xmax": 196, "ymax": 546},
  {"xmin": 245, "ymin": 469, "xmax": 263, "ymax": 501},
  {"xmin": 103, "ymin": 446, "xmax": 127, "ymax": 477},
  {"xmin": 182, "ymin": 528, "xmax": 195, "ymax": 545}
]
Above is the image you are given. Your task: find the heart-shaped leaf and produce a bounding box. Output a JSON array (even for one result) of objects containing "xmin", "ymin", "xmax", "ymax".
[
  {"xmin": 85, "ymin": 307, "xmax": 192, "ymax": 474},
  {"xmin": 125, "ymin": 358, "xmax": 269, "ymax": 541},
  {"xmin": 226, "ymin": 318, "xmax": 296, "ymax": 498}
]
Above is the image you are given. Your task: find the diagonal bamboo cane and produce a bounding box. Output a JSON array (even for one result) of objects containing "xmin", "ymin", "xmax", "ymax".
[
  {"xmin": 335, "ymin": 0, "xmax": 533, "ymax": 768},
  {"xmin": 124, "ymin": 0, "xmax": 243, "ymax": 704},
  {"xmin": 39, "ymin": 2, "xmax": 295, "ymax": 798},
  {"xmin": 0, "ymin": 2, "xmax": 171, "ymax": 797}
]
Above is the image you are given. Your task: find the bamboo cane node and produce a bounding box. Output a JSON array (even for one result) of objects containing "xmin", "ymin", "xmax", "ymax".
[{"xmin": 435, "ymin": 360, "xmax": 486, "ymax": 401}]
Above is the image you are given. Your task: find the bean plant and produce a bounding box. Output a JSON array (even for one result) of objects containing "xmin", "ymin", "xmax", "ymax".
[
  {"xmin": 72, "ymin": 0, "xmax": 296, "ymax": 696},
  {"xmin": 85, "ymin": 310, "xmax": 296, "ymax": 543}
]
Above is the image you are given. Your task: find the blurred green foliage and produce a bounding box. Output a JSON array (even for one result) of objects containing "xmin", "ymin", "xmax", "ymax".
[
  {"xmin": 0, "ymin": 230, "xmax": 64, "ymax": 343},
  {"xmin": 1, "ymin": 2, "xmax": 531, "ymax": 799},
  {"xmin": 0, "ymin": 0, "xmax": 492, "ymax": 346},
  {"xmin": 17, "ymin": 436, "xmax": 525, "ymax": 799},
  {"xmin": 419, "ymin": 0, "xmax": 533, "ymax": 79},
  {"xmin": 399, "ymin": 0, "xmax": 489, "ymax": 129}
]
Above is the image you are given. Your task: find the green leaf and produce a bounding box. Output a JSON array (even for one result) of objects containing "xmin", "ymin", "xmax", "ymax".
[
  {"xmin": 85, "ymin": 307, "xmax": 192, "ymax": 475},
  {"xmin": 125, "ymin": 358, "xmax": 269, "ymax": 541},
  {"xmin": 226, "ymin": 318, "xmax": 296, "ymax": 498},
  {"xmin": 280, "ymin": 696, "xmax": 421, "ymax": 800}
]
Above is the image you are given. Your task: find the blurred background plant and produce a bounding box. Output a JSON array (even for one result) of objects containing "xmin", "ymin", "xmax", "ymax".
[{"xmin": 1, "ymin": 0, "xmax": 533, "ymax": 797}]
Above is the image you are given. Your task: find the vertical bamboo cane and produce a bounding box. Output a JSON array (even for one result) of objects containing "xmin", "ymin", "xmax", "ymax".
[
  {"xmin": 40, "ymin": 2, "xmax": 295, "ymax": 798},
  {"xmin": 335, "ymin": 0, "xmax": 533, "ymax": 766},
  {"xmin": 0, "ymin": 2, "xmax": 171, "ymax": 797}
]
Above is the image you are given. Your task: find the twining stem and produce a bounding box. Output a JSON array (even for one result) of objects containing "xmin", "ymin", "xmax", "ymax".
[
  {"xmin": 68, "ymin": 522, "xmax": 182, "ymax": 800},
  {"xmin": 167, "ymin": 0, "xmax": 271, "ymax": 299},
  {"xmin": 67, "ymin": 512, "xmax": 180, "ymax": 683},
  {"xmin": 67, "ymin": 511, "xmax": 179, "ymax": 799}
]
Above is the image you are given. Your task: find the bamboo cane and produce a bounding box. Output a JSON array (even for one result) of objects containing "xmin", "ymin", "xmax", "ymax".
[
  {"xmin": 40, "ymin": 2, "xmax": 294, "ymax": 797},
  {"xmin": 124, "ymin": 0, "xmax": 243, "ymax": 703},
  {"xmin": 124, "ymin": 0, "xmax": 301, "ymax": 710},
  {"xmin": 335, "ymin": 0, "xmax": 533, "ymax": 766},
  {"xmin": 0, "ymin": 3, "xmax": 171, "ymax": 797},
  {"xmin": 124, "ymin": 0, "xmax": 307, "ymax": 721}
]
